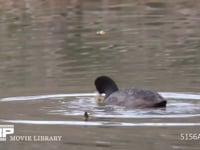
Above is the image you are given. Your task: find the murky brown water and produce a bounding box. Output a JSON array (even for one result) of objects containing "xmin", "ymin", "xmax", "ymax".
[{"xmin": 0, "ymin": 0, "xmax": 200, "ymax": 149}]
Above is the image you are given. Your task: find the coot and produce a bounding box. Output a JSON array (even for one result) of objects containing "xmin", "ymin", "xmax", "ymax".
[{"xmin": 95, "ymin": 76, "xmax": 167, "ymax": 108}]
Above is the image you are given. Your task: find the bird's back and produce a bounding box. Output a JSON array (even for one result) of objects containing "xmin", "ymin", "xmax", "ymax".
[{"xmin": 105, "ymin": 88, "xmax": 166, "ymax": 108}]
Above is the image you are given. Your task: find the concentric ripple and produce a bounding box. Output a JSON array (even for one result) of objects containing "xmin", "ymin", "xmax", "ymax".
[{"xmin": 1, "ymin": 92, "xmax": 200, "ymax": 127}]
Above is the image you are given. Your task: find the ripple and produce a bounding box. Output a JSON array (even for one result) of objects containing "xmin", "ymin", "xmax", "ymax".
[
  {"xmin": 0, "ymin": 93, "xmax": 99, "ymax": 102},
  {"xmin": 1, "ymin": 92, "xmax": 200, "ymax": 102},
  {"xmin": 1, "ymin": 92, "xmax": 200, "ymax": 120},
  {"xmin": 2, "ymin": 119, "xmax": 200, "ymax": 127}
]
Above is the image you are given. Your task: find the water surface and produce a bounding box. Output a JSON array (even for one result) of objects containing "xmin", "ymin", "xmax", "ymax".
[{"xmin": 0, "ymin": 0, "xmax": 200, "ymax": 150}]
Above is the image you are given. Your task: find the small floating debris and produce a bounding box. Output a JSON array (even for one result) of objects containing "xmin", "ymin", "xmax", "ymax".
[
  {"xmin": 95, "ymin": 141, "xmax": 111, "ymax": 147},
  {"xmin": 84, "ymin": 112, "xmax": 89, "ymax": 121},
  {"xmin": 96, "ymin": 30, "xmax": 106, "ymax": 35}
]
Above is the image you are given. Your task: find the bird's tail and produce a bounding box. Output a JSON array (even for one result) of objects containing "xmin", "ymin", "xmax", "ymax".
[{"xmin": 153, "ymin": 101, "xmax": 167, "ymax": 107}]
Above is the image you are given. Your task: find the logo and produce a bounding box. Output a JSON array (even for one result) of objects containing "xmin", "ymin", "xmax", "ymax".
[
  {"xmin": 0, "ymin": 124, "xmax": 62, "ymax": 142},
  {"xmin": 0, "ymin": 125, "xmax": 14, "ymax": 141}
]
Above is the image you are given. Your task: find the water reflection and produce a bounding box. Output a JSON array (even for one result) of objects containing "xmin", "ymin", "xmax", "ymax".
[{"xmin": 0, "ymin": 0, "xmax": 200, "ymax": 96}]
